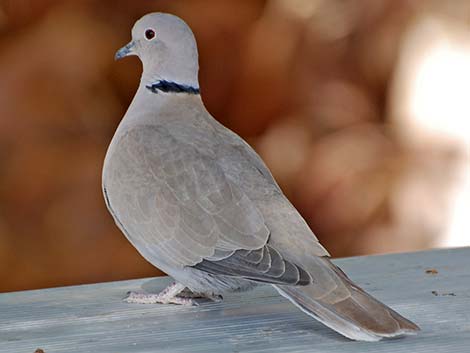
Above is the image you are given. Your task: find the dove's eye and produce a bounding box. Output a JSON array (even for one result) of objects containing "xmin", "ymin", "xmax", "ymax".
[{"xmin": 145, "ymin": 29, "xmax": 156, "ymax": 40}]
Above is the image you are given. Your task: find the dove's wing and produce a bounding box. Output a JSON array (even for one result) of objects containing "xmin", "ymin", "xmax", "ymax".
[{"xmin": 104, "ymin": 124, "xmax": 309, "ymax": 285}]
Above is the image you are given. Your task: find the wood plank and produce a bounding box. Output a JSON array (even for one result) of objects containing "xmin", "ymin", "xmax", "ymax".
[{"xmin": 1, "ymin": 247, "xmax": 469, "ymax": 353}]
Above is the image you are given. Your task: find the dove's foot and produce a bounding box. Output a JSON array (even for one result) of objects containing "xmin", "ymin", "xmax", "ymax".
[
  {"xmin": 124, "ymin": 282, "xmax": 223, "ymax": 305},
  {"xmin": 125, "ymin": 291, "xmax": 196, "ymax": 305},
  {"xmin": 124, "ymin": 282, "xmax": 192, "ymax": 305}
]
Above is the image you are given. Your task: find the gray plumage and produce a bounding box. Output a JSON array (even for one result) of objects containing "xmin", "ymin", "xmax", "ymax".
[{"xmin": 103, "ymin": 12, "xmax": 420, "ymax": 341}]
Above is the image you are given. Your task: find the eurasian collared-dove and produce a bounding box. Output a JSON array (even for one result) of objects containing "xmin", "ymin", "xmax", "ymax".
[{"xmin": 103, "ymin": 13, "xmax": 420, "ymax": 341}]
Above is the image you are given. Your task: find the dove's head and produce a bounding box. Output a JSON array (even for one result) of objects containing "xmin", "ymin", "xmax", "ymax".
[{"xmin": 116, "ymin": 13, "xmax": 199, "ymax": 88}]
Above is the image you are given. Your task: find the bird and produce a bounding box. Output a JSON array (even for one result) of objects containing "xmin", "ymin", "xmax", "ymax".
[{"xmin": 103, "ymin": 12, "xmax": 420, "ymax": 341}]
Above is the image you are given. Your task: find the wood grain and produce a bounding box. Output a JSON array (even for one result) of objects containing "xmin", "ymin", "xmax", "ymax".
[{"xmin": 1, "ymin": 247, "xmax": 469, "ymax": 352}]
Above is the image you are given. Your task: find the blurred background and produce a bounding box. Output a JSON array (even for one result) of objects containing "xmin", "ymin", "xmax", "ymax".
[{"xmin": 0, "ymin": 0, "xmax": 469, "ymax": 293}]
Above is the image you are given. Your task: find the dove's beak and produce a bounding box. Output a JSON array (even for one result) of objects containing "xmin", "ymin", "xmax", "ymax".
[{"xmin": 115, "ymin": 41, "xmax": 136, "ymax": 61}]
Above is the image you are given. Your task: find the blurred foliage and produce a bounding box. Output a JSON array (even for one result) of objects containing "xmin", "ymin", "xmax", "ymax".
[{"xmin": 0, "ymin": 0, "xmax": 466, "ymax": 292}]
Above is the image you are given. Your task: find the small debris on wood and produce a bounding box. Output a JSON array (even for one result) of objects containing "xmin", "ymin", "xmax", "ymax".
[
  {"xmin": 431, "ymin": 290, "xmax": 456, "ymax": 297},
  {"xmin": 426, "ymin": 269, "xmax": 439, "ymax": 275}
]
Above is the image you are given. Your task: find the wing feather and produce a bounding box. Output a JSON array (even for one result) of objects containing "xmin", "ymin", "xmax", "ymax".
[
  {"xmin": 194, "ymin": 245, "xmax": 311, "ymax": 285},
  {"xmin": 105, "ymin": 125, "xmax": 270, "ymax": 268}
]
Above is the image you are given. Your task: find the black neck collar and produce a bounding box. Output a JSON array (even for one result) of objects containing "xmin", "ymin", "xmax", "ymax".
[{"xmin": 146, "ymin": 80, "xmax": 200, "ymax": 95}]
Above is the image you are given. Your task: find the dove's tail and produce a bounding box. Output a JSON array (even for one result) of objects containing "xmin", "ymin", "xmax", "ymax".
[{"xmin": 274, "ymin": 258, "xmax": 419, "ymax": 341}]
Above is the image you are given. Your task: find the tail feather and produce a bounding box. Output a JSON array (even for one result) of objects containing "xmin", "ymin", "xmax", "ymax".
[{"xmin": 274, "ymin": 259, "xmax": 420, "ymax": 341}]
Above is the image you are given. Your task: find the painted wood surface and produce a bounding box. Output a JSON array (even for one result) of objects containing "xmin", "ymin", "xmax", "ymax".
[{"xmin": 1, "ymin": 247, "xmax": 469, "ymax": 353}]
